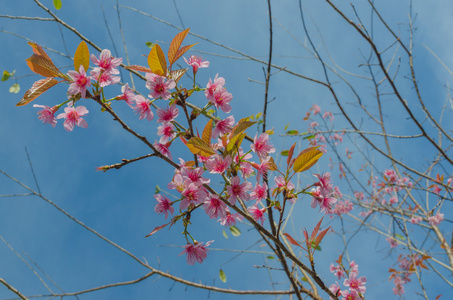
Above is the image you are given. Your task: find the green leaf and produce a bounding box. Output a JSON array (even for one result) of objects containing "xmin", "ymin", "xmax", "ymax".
[
  {"xmin": 281, "ymin": 150, "xmax": 289, "ymax": 156},
  {"xmin": 229, "ymin": 226, "xmax": 241, "ymax": 237},
  {"xmin": 267, "ymin": 256, "xmax": 275, "ymax": 259},
  {"xmin": 303, "ymin": 134, "xmax": 316, "ymax": 140},
  {"xmin": 53, "ymin": 0, "xmax": 62, "ymax": 10},
  {"xmin": 146, "ymin": 42, "xmax": 154, "ymax": 48},
  {"xmin": 2, "ymin": 70, "xmax": 15, "ymax": 81},
  {"xmin": 286, "ymin": 130, "xmax": 299, "ymax": 135},
  {"xmin": 222, "ymin": 230, "xmax": 229, "ymax": 239},
  {"xmin": 284, "ymin": 123, "xmax": 290, "ymax": 131},
  {"xmin": 301, "ymin": 277, "xmax": 308, "ymax": 282},
  {"xmin": 395, "ymin": 233, "xmax": 406, "ymax": 241},
  {"xmin": 219, "ymin": 269, "xmax": 227, "ymax": 283},
  {"xmin": 154, "ymin": 185, "xmax": 161, "ymax": 193},
  {"xmin": 9, "ymin": 83, "xmax": 20, "ymax": 94}
]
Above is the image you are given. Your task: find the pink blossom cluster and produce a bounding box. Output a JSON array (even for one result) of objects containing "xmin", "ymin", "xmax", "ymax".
[
  {"xmin": 329, "ymin": 261, "xmax": 367, "ymax": 300},
  {"xmin": 390, "ymin": 254, "xmax": 415, "ymax": 295},
  {"xmin": 310, "ymin": 173, "xmax": 338, "ymax": 213}
]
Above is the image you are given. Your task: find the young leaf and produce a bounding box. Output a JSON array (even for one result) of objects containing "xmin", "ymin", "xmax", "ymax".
[
  {"xmin": 267, "ymin": 157, "xmax": 278, "ymax": 171},
  {"xmin": 125, "ymin": 65, "xmax": 153, "ymax": 73},
  {"xmin": 9, "ymin": 83, "xmax": 20, "ymax": 94},
  {"xmin": 173, "ymin": 44, "xmax": 197, "ymax": 66},
  {"xmin": 286, "ymin": 130, "xmax": 299, "ymax": 135},
  {"xmin": 395, "ymin": 233, "xmax": 406, "ymax": 241},
  {"xmin": 145, "ymin": 222, "xmax": 170, "ymax": 237},
  {"xmin": 314, "ymin": 227, "xmax": 330, "ymax": 248},
  {"xmin": 146, "ymin": 42, "xmax": 154, "ymax": 48},
  {"xmin": 219, "ymin": 269, "xmax": 227, "ymax": 283},
  {"xmin": 202, "ymin": 119, "xmax": 213, "ymax": 145},
  {"xmin": 311, "ymin": 217, "xmax": 324, "ymax": 240},
  {"xmin": 26, "ymin": 54, "xmax": 64, "ymax": 78},
  {"xmin": 169, "ymin": 68, "xmax": 188, "ymax": 83},
  {"xmin": 287, "ymin": 142, "xmax": 296, "ymax": 167},
  {"xmin": 74, "ymin": 41, "xmax": 90, "ymax": 72},
  {"xmin": 293, "ymin": 147, "xmax": 323, "ymax": 173},
  {"xmin": 148, "ymin": 44, "xmax": 167, "ymax": 76},
  {"xmin": 230, "ymin": 120, "xmax": 256, "ymax": 139},
  {"xmin": 226, "ymin": 132, "xmax": 246, "ymax": 153},
  {"xmin": 168, "ymin": 28, "xmax": 190, "ymax": 66},
  {"xmin": 53, "ymin": 0, "xmax": 62, "ymax": 10},
  {"xmin": 230, "ymin": 226, "xmax": 241, "ymax": 237},
  {"xmin": 28, "ymin": 42, "xmax": 52, "ymax": 61},
  {"xmin": 267, "ymin": 256, "xmax": 275, "ymax": 259},
  {"xmin": 283, "ymin": 233, "xmax": 302, "ymax": 247},
  {"xmin": 16, "ymin": 78, "xmax": 58, "ymax": 106},
  {"xmin": 281, "ymin": 150, "xmax": 289, "ymax": 156},
  {"xmin": 222, "ymin": 230, "xmax": 229, "ymax": 239},
  {"xmin": 2, "ymin": 70, "xmax": 15, "ymax": 81},
  {"xmin": 186, "ymin": 137, "xmax": 216, "ymax": 157}
]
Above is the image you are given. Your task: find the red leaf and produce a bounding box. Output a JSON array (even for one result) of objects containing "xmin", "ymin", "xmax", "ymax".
[
  {"xmin": 314, "ymin": 226, "xmax": 330, "ymax": 248},
  {"xmin": 168, "ymin": 28, "xmax": 190, "ymax": 66},
  {"xmin": 125, "ymin": 65, "xmax": 153, "ymax": 73},
  {"xmin": 283, "ymin": 233, "xmax": 302, "ymax": 247},
  {"xmin": 145, "ymin": 222, "xmax": 170, "ymax": 237},
  {"xmin": 287, "ymin": 142, "xmax": 296, "ymax": 167},
  {"xmin": 311, "ymin": 217, "xmax": 324, "ymax": 240},
  {"xmin": 16, "ymin": 77, "xmax": 59, "ymax": 106}
]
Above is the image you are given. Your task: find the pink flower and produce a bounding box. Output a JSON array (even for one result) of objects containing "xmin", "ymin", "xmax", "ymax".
[
  {"xmin": 212, "ymin": 116, "xmax": 235, "ymax": 139},
  {"xmin": 184, "ymin": 55, "xmax": 209, "ymax": 74},
  {"xmin": 386, "ymin": 237, "xmax": 398, "ymax": 248},
  {"xmin": 343, "ymin": 272, "xmax": 367, "ymax": 294},
  {"xmin": 247, "ymin": 204, "xmax": 266, "ymax": 225},
  {"xmin": 134, "ymin": 95, "xmax": 153, "ymax": 121},
  {"xmin": 340, "ymin": 289, "xmax": 360, "ymax": 300},
  {"xmin": 116, "ymin": 83, "xmax": 135, "ymax": 107},
  {"xmin": 410, "ymin": 216, "xmax": 422, "ymax": 224},
  {"xmin": 180, "ymin": 183, "xmax": 207, "ymax": 210},
  {"xmin": 203, "ymin": 194, "xmax": 227, "ymax": 219},
  {"xmin": 219, "ymin": 209, "xmax": 243, "ymax": 226},
  {"xmin": 211, "ymin": 88, "xmax": 232, "ymax": 113},
  {"xmin": 329, "ymin": 283, "xmax": 341, "ymax": 300},
  {"xmin": 312, "ymin": 104, "xmax": 321, "ymax": 115},
  {"xmin": 330, "ymin": 263, "xmax": 346, "ymax": 279},
  {"xmin": 33, "ymin": 104, "xmax": 57, "ymax": 127},
  {"xmin": 153, "ymin": 140, "xmax": 172, "ymax": 160},
  {"xmin": 180, "ymin": 167, "xmax": 210, "ymax": 186},
  {"xmin": 428, "ymin": 211, "xmax": 444, "ymax": 226},
  {"xmin": 205, "ymin": 74, "xmax": 225, "ymax": 101},
  {"xmin": 90, "ymin": 67, "xmax": 120, "ymax": 87},
  {"xmin": 226, "ymin": 176, "xmax": 252, "ymax": 205},
  {"xmin": 91, "ymin": 49, "xmax": 122, "ymax": 74},
  {"xmin": 154, "ymin": 194, "xmax": 174, "ymax": 219},
  {"xmin": 251, "ymin": 133, "xmax": 275, "ymax": 159},
  {"xmin": 157, "ymin": 122, "xmax": 175, "ymax": 143},
  {"xmin": 250, "ymin": 182, "xmax": 268, "ymax": 203},
  {"xmin": 56, "ymin": 105, "xmax": 89, "ymax": 131},
  {"xmin": 67, "ymin": 65, "xmax": 91, "ymax": 98},
  {"xmin": 156, "ymin": 104, "xmax": 179, "ymax": 123},
  {"xmin": 179, "ymin": 240, "xmax": 213, "ymax": 265},
  {"xmin": 205, "ymin": 155, "xmax": 232, "ymax": 174},
  {"xmin": 323, "ymin": 111, "xmax": 334, "ymax": 121},
  {"xmin": 146, "ymin": 76, "xmax": 176, "ymax": 100}
]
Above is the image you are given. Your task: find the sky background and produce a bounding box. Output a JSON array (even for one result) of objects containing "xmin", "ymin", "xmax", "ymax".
[{"xmin": 1, "ymin": 0, "xmax": 453, "ymax": 299}]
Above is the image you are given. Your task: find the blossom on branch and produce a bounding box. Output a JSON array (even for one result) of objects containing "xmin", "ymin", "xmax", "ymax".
[
  {"xmin": 33, "ymin": 104, "xmax": 58, "ymax": 127},
  {"xmin": 67, "ymin": 65, "xmax": 91, "ymax": 98},
  {"xmin": 179, "ymin": 240, "xmax": 213, "ymax": 265},
  {"xmin": 56, "ymin": 105, "xmax": 89, "ymax": 132}
]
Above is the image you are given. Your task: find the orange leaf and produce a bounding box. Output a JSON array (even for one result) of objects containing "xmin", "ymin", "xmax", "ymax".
[
  {"xmin": 314, "ymin": 227, "xmax": 330, "ymax": 248},
  {"xmin": 74, "ymin": 41, "xmax": 90, "ymax": 72},
  {"xmin": 172, "ymin": 44, "xmax": 197, "ymax": 66},
  {"xmin": 267, "ymin": 157, "xmax": 278, "ymax": 171},
  {"xmin": 293, "ymin": 147, "xmax": 323, "ymax": 173},
  {"xmin": 148, "ymin": 44, "xmax": 167, "ymax": 76},
  {"xmin": 16, "ymin": 77, "xmax": 59, "ymax": 106},
  {"xmin": 202, "ymin": 119, "xmax": 213, "ymax": 145},
  {"xmin": 186, "ymin": 137, "xmax": 216, "ymax": 157},
  {"xmin": 311, "ymin": 217, "xmax": 324, "ymax": 240},
  {"xmin": 168, "ymin": 28, "xmax": 190, "ymax": 66},
  {"xmin": 26, "ymin": 54, "xmax": 64, "ymax": 78},
  {"xmin": 283, "ymin": 233, "xmax": 302, "ymax": 247},
  {"xmin": 125, "ymin": 65, "xmax": 153, "ymax": 73},
  {"xmin": 28, "ymin": 42, "xmax": 51, "ymax": 61}
]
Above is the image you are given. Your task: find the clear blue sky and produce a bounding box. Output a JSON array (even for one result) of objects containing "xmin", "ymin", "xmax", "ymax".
[{"xmin": 1, "ymin": 0, "xmax": 452, "ymax": 299}]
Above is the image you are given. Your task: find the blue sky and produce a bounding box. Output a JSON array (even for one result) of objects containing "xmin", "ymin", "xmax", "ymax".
[{"xmin": 1, "ymin": 0, "xmax": 453, "ymax": 299}]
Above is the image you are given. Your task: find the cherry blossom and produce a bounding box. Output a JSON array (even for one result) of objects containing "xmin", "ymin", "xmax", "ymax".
[
  {"xmin": 219, "ymin": 209, "xmax": 243, "ymax": 226},
  {"xmin": 156, "ymin": 104, "xmax": 179, "ymax": 123},
  {"xmin": 56, "ymin": 105, "xmax": 89, "ymax": 132},
  {"xmin": 153, "ymin": 140, "xmax": 172, "ymax": 160},
  {"xmin": 251, "ymin": 133, "xmax": 275, "ymax": 159},
  {"xmin": 386, "ymin": 237, "xmax": 398, "ymax": 248},
  {"xmin": 247, "ymin": 205, "xmax": 266, "ymax": 225},
  {"xmin": 211, "ymin": 88, "xmax": 232, "ymax": 113},
  {"xmin": 154, "ymin": 194, "xmax": 174, "ymax": 219},
  {"xmin": 90, "ymin": 49, "xmax": 122, "ymax": 74},
  {"xmin": 67, "ymin": 65, "xmax": 91, "ymax": 98},
  {"xmin": 180, "ymin": 183, "xmax": 207, "ymax": 210},
  {"xmin": 203, "ymin": 194, "xmax": 227, "ymax": 219},
  {"xmin": 343, "ymin": 272, "xmax": 367, "ymax": 294},
  {"xmin": 33, "ymin": 104, "xmax": 57, "ymax": 127},
  {"xmin": 212, "ymin": 116, "xmax": 235, "ymax": 139},
  {"xmin": 205, "ymin": 74, "xmax": 225, "ymax": 101},
  {"xmin": 226, "ymin": 176, "xmax": 252, "ymax": 205},
  {"xmin": 184, "ymin": 55, "xmax": 209, "ymax": 74},
  {"xmin": 157, "ymin": 122, "xmax": 175, "ymax": 143},
  {"xmin": 146, "ymin": 76, "xmax": 176, "ymax": 100},
  {"xmin": 90, "ymin": 67, "xmax": 120, "ymax": 87},
  {"xmin": 250, "ymin": 182, "xmax": 268, "ymax": 203},
  {"xmin": 116, "ymin": 83, "xmax": 135, "ymax": 107},
  {"xmin": 134, "ymin": 95, "xmax": 153, "ymax": 121},
  {"xmin": 428, "ymin": 211, "xmax": 444, "ymax": 226},
  {"xmin": 179, "ymin": 240, "xmax": 213, "ymax": 265},
  {"xmin": 205, "ymin": 155, "xmax": 232, "ymax": 174},
  {"xmin": 330, "ymin": 263, "xmax": 346, "ymax": 279}
]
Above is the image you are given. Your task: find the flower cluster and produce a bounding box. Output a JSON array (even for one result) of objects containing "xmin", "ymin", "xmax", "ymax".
[{"xmin": 329, "ymin": 260, "xmax": 367, "ymax": 300}]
